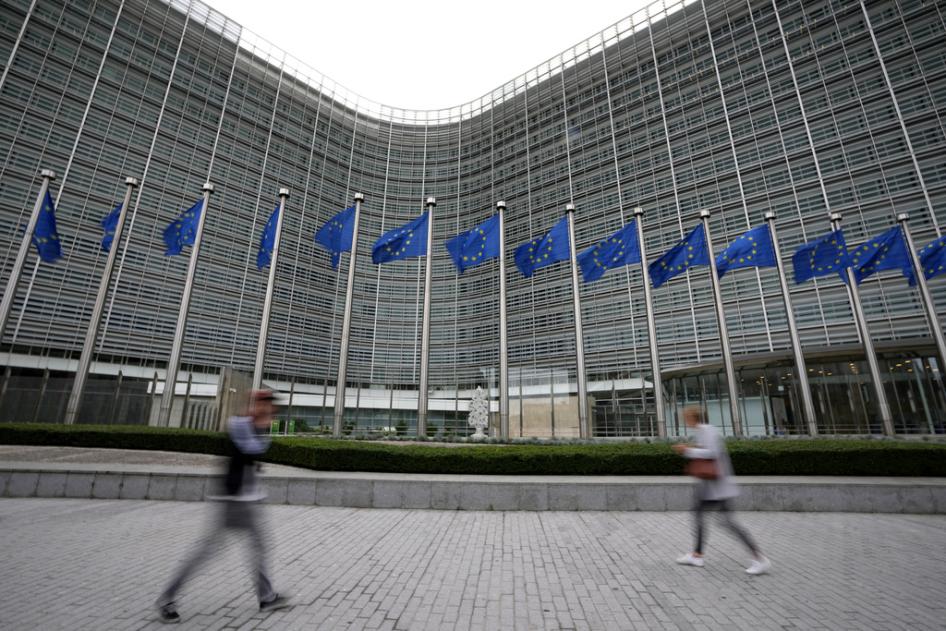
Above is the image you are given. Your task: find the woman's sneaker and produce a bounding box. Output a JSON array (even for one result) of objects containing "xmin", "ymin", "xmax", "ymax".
[
  {"xmin": 746, "ymin": 557, "xmax": 771, "ymax": 575},
  {"xmin": 675, "ymin": 552, "xmax": 705, "ymax": 567}
]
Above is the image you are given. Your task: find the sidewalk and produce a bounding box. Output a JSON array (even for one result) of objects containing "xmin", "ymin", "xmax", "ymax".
[
  {"xmin": 1, "ymin": 446, "xmax": 943, "ymax": 512},
  {"xmin": 1, "ymin": 498, "xmax": 945, "ymax": 630}
]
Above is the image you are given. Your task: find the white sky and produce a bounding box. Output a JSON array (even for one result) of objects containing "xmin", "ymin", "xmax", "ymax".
[{"xmin": 206, "ymin": 0, "xmax": 651, "ymax": 110}]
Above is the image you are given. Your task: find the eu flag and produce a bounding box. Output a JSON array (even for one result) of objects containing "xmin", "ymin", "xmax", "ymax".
[
  {"xmin": 32, "ymin": 191, "xmax": 62, "ymax": 263},
  {"xmin": 648, "ymin": 224, "xmax": 709, "ymax": 288},
  {"xmin": 372, "ymin": 212, "xmax": 429, "ymax": 264},
  {"xmin": 100, "ymin": 203, "xmax": 122, "ymax": 253},
  {"xmin": 445, "ymin": 213, "xmax": 500, "ymax": 274},
  {"xmin": 715, "ymin": 224, "xmax": 776, "ymax": 278},
  {"xmin": 846, "ymin": 226, "xmax": 912, "ymax": 284},
  {"xmin": 577, "ymin": 221, "xmax": 641, "ymax": 283},
  {"xmin": 514, "ymin": 216, "xmax": 571, "ymax": 278},
  {"xmin": 314, "ymin": 205, "xmax": 355, "ymax": 268},
  {"xmin": 256, "ymin": 203, "xmax": 280, "ymax": 270},
  {"xmin": 162, "ymin": 198, "xmax": 203, "ymax": 256},
  {"xmin": 915, "ymin": 234, "xmax": 946, "ymax": 283},
  {"xmin": 792, "ymin": 229, "xmax": 850, "ymax": 284}
]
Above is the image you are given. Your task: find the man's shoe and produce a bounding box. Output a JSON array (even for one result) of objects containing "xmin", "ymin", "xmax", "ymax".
[
  {"xmin": 157, "ymin": 602, "xmax": 181, "ymax": 624},
  {"xmin": 675, "ymin": 552, "xmax": 705, "ymax": 567},
  {"xmin": 746, "ymin": 557, "xmax": 771, "ymax": 575},
  {"xmin": 260, "ymin": 594, "xmax": 291, "ymax": 613}
]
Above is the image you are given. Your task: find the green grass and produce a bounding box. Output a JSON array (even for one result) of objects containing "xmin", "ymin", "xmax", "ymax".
[{"xmin": 1, "ymin": 423, "xmax": 944, "ymax": 476}]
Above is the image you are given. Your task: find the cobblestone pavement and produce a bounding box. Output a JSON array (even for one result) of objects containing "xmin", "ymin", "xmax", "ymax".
[{"xmin": 1, "ymin": 499, "xmax": 944, "ymax": 631}]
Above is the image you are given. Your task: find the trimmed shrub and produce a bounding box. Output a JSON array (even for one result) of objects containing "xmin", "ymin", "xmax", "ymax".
[{"xmin": 1, "ymin": 424, "xmax": 944, "ymax": 476}]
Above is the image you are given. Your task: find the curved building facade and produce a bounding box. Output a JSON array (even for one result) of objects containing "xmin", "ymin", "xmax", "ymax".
[{"xmin": 1, "ymin": 0, "xmax": 944, "ymax": 436}]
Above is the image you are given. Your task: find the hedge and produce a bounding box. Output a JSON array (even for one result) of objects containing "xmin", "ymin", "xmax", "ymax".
[{"xmin": 1, "ymin": 423, "xmax": 945, "ymax": 476}]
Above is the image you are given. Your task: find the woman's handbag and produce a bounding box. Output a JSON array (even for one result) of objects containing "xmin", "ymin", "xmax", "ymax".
[{"xmin": 686, "ymin": 458, "xmax": 719, "ymax": 480}]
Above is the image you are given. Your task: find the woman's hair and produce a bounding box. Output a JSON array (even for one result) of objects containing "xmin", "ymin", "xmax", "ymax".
[{"xmin": 682, "ymin": 405, "xmax": 706, "ymax": 424}]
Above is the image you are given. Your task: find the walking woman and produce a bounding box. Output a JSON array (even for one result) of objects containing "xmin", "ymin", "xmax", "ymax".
[{"xmin": 673, "ymin": 405, "xmax": 771, "ymax": 575}]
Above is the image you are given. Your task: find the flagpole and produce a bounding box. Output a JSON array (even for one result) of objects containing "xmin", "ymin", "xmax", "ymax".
[
  {"xmin": 0, "ymin": 169, "xmax": 56, "ymax": 339},
  {"xmin": 897, "ymin": 213, "xmax": 946, "ymax": 382},
  {"xmin": 830, "ymin": 212, "xmax": 894, "ymax": 435},
  {"xmin": 765, "ymin": 211, "xmax": 818, "ymax": 435},
  {"xmin": 158, "ymin": 182, "xmax": 214, "ymax": 427},
  {"xmin": 64, "ymin": 176, "xmax": 139, "ymax": 425},
  {"xmin": 252, "ymin": 188, "xmax": 289, "ymax": 390},
  {"xmin": 565, "ymin": 204, "xmax": 590, "ymax": 438},
  {"xmin": 417, "ymin": 196, "xmax": 436, "ymax": 438},
  {"xmin": 333, "ymin": 192, "xmax": 363, "ymax": 437},
  {"xmin": 497, "ymin": 201, "xmax": 509, "ymax": 439},
  {"xmin": 633, "ymin": 207, "xmax": 666, "ymax": 437},
  {"xmin": 700, "ymin": 209, "xmax": 743, "ymax": 436}
]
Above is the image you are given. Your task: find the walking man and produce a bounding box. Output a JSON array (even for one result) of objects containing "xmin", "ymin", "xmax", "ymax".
[
  {"xmin": 156, "ymin": 389, "xmax": 290, "ymax": 623},
  {"xmin": 673, "ymin": 405, "xmax": 771, "ymax": 575}
]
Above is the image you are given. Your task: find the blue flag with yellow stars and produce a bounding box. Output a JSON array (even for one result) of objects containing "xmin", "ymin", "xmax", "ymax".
[
  {"xmin": 514, "ymin": 216, "xmax": 571, "ymax": 278},
  {"xmin": 256, "ymin": 203, "xmax": 280, "ymax": 270},
  {"xmin": 577, "ymin": 221, "xmax": 641, "ymax": 283},
  {"xmin": 32, "ymin": 191, "xmax": 62, "ymax": 262},
  {"xmin": 162, "ymin": 198, "xmax": 203, "ymax": 256},
  {"xmin": 792, "ymin": 229, "xmax": 850, "ymax": 284},
  {"xmin": 648, "ymin": 224, "xmax": 709, "ymax": 288},
  {"xmin": 372, "ymin": 211, "xmax": 429, "ymax": 264},
  {"xmin": 100, "ymin": 202, "xmax": 122, "ymax": 253},
  {"xmin": 845, "ymin": 226, "xmax": 912, "ymax": 285},
  {"xmin": 715, "ymin": 224, "xmax": 776, "ymax": 278},
  {"xmin": 445, "ymin": 214, "xmax": 500, "ymax": 274},
  {"xmin": 913, "ymin": 234, "xmax": 946, "ymax": 285},
  {"xmin": 314, "ymin": 205, "xmax": 355, "ymax": 268}
]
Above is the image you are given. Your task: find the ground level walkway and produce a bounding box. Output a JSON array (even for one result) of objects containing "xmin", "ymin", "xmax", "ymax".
[{"xmin": 1, "ymin": 498, "xmax": 944, "ymax": 630}]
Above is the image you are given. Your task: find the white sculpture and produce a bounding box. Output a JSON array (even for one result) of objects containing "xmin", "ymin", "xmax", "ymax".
[{"xmin": 468, "ymin": 386, "xmax": 490, "ymax": 440}]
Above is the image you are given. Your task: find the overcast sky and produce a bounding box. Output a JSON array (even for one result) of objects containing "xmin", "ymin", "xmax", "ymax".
[{"xmin": 205, "ymin": 0, "xmax": 651, "ymax": 110}]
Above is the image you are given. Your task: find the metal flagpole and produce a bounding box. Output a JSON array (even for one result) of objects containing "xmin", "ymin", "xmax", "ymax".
[
  {"xmin": 633, "ymin": 207, "xmax": 666, "ymax": 437},
  {"xmin": 830, "ymin": 212, "xmax": 894, "ymax": 435},
  {"xmin": 417, "ymin": 196, "xmax": 435, "ymax": 437},
  {"xmin": 897, "ymin": 213, "xmax": 946, "ymax": 384},
  {"xmin": 333, "ymin": 192, "xmax": 364, "ymax": 437},
  {"xmin": 0, "ymin": 169, "xmax": 56, "ymax": 338},
  {"xmin": 565, "ymin": 204, "xmax": 590, "ymax": 437},
  {"xmin": 64, "ymin": 176, "xmax": 139, "ymax": 425},
  {"xmin": 252, "ymin": 187, "xmax": 290, "ymax": 390},
  {"xmin": 158, "ymin": 182, "xmax": 214, "ymax": 427},
  {"xmin": 765, "ymin": 211, "xmax": 818, "ymax": 435},
  {"xmin": 700, "ymin": 209, "xmax": 743, "ymax": 436},
  {"xmin": 497, "ymin": 201, "xmax": 509, "ymax": 439}
]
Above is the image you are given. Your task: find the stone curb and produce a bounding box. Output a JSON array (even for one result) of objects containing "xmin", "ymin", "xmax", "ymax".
[{"xmin": 1, "ymin": 468, "xmax": 943, "ymax": 512}]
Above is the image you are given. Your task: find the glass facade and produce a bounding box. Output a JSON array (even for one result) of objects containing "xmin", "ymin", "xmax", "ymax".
[{"xmin": 0, "ymin": 0, "xmax": 944, "ymax": 436}]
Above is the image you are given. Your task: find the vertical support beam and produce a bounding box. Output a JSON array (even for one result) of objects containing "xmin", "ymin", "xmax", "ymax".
[
  {"xmin": 898, "ymin": 214, "xmax": 946, "ymax": 380},
  {"xmin": 32, "ymin": 368, "xmax": 49, "ymax": 424},
  {"xmin": 565, "ymin": 205, "xmax": 589, "ymax": 437},
  {"xmin": 64, "ymin": 176, "xmax": 138, "ymax": 424},
  {"xmin": 700, "ymin": 210, "xmax": 743, "ymax": 435},
  {"xmin": 109, "ymin": 370, "xmax": 124, "ymax": 424},
  {"xmin": 158, "ymin": 182, "xmax": 214, "ymax": 427},
  {"xmin": 497, "ymin": 201, "xmax": 509, "ymax": 439},
  {"xmin": 765, "ymin": 212, "xmax": 818, "ymax": 435},
  {"xmin": 253, "ymin": 188, "xmax": 290, "ymax": 389},
  {"xmin": 287, "ymin": 380, "xmax": 295, "ymax": 426},
  {"xmin": 830, "ymin": 212, "xmax": 894, "ymax": 435},
  {"xmin": 633, "ymin": 207, "xmax": 666, "ymax": 437},
  {"xmin": 181, "ymin": 371, "xmax": 193, "ymax": 428},
  {"xmin": 0, "ymin": 169, "xmax": 56, "ymax": 338},
  {"xmin": 333, "ymin": 193, "xmax": 364, "ymax": 436},
  {"xmin": 417, "ymin": 197, "xmax": 436, "ymax": 437}
]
